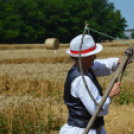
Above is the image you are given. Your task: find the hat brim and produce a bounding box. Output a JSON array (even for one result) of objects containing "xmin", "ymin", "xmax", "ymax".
[{"xmin": 66, "ymin": 43, "xmax": 103, "ymax": 57}]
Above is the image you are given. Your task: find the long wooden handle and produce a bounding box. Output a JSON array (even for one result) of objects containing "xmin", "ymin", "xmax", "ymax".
[
  {"xmin": 83, "ymin": 45, "xmax": 133, "ymax": 134},
  {"xmin": 78, "ymin": 22, "xmax": 99, "ymax": 106}
]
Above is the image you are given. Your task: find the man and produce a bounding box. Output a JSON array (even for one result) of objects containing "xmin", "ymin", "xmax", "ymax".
[{"xmin": 60, "ymin": 34, "xmax": 121, "ymax": 134}]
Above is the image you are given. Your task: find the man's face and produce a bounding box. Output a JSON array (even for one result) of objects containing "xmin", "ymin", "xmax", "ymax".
[{"xmin": 81, "ymin": 55, "xmax": 97, "ymax": 68}]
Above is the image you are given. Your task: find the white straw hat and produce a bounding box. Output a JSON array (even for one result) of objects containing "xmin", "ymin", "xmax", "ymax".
[{"xmin": 66, "ymin": 34, "xmax": 103, "ymax": 57}]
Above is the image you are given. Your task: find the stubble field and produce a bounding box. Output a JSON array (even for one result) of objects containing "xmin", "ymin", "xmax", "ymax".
[{"xmin": 0, "ymin": 41, "xmax": 134, "ymax": 134}]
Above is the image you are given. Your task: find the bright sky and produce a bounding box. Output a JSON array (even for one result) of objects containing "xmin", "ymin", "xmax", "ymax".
[{"xmin": 108, "ymin": 0, "xmax": 134, "ymax": 30}]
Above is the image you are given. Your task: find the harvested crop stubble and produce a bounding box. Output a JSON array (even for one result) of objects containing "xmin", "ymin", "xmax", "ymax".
[
  {"xmin": 100, "ymin": 43, "xmax": 134, "ymax": 47},
  {"xmin": 59, "ymin": 44, "xmax": 70, "ymax": 49},
  {"xmin": 0, "ymin": 44, "xmax": 46, "ymax": 50},
  {"xmin": 0, "ymin": 49, "xmax": 67, "ymax": 60},
  {"xmin": 0, "ymin": 46, "xmax": 128, "ymax": 64},
  {"xmin": 0, "ymin": 49, "xmax": 71, "ymax": 64},
  {"xmin": 101, "ymin": 39, "xmax": 134, "ymax": 44},
  {"xmin": 105, "ymin": 104, "xmax": 134, "ymax": 134}
]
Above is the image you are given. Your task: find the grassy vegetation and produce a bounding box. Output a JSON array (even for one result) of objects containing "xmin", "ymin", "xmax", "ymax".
[
  {"xmin": 0, "ymin": 113, "xmax": 61, "ymax": 134},
  {"xmin": 0, "ymin": 100, "xmax": 63, "ymax": 134}
]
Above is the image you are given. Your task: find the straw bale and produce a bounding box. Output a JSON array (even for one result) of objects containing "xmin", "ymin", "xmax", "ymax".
[{"xmin": 45, "ymin": 38, "xmax": 59, "ymax": 50}]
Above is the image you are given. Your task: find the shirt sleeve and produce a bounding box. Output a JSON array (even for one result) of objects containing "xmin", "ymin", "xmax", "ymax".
[
  {"xmin": 91, "ymin": 58, "xmax": 119, "ymax": 77},
  {"xmin": 71, "ymin": 76, "xmax": 111, "ymax": 116}
]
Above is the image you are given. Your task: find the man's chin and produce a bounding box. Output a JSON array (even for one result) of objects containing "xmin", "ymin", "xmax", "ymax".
[{"xmin": 88, "ymin": 63, "xmax": 94, "ymax": 68}]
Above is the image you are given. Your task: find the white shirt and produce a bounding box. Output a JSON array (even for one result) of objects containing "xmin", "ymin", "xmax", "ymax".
[{"xmin": 60, "ymin": 58, "xmax": 119, "ymax": 134}]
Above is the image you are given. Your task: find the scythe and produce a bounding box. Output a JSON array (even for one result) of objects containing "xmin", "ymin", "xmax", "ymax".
[{"xmin": 78, "ymin": 22, "xmax": 133, "ymax": 134}]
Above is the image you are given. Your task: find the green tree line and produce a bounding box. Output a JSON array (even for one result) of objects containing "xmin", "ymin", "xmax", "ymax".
[{"xmin": 0, "ymin": 0, "xmax": 127, "ymax": 43}]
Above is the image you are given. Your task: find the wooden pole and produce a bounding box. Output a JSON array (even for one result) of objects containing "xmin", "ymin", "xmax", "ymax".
[
  {"xmin": 83, "ymin": 45, "xmax": 133, "ymax": 134},
  {"xmin": 78, "ymin": 22, "xmax": 99, "ymax": 107}
]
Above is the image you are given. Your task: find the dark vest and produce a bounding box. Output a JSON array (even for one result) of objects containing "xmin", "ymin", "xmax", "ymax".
[{"xmin": 64, "ymin": 65, "xmax": 104, "ymax": 128}]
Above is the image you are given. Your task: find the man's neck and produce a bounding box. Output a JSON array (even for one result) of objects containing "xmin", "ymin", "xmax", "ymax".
[{"xmin": 75, "ymin": 63, "xmax": 89, "ymax": 73}]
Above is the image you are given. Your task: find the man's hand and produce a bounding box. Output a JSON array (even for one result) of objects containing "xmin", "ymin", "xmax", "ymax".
[
  {"xmin": 109, "ymin": 82, "xmax": 121, "ymax": 99},
  {"xmin": 118, "ymin": 58, "xmax": 133, "ymax": 64}
]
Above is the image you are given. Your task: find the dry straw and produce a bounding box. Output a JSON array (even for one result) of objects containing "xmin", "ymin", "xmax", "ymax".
[
  {"xmin": 0, "ymin": 46, "xmax": 128, "ymax": 64},
  {"xmin": 0, "ymin": 44, "xmax": 45, "ymax": 50},
  {"xmin": 0, "ymin": 43, "xmax": 134, "ymax": 133}
]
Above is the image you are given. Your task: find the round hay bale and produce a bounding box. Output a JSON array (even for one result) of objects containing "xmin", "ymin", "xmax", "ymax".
[{"xmin": 45, "ymin": 38, "xmax": 59, "ymax": 50}]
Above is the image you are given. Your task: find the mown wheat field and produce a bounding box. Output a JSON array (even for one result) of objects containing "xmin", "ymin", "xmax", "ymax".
[{"xmin": 0, "ymin": 41, "xmax": 134, "ymax": 134}]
